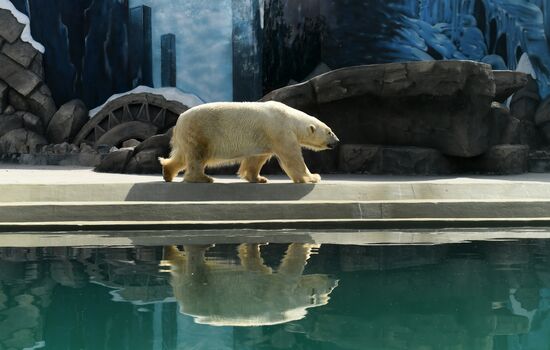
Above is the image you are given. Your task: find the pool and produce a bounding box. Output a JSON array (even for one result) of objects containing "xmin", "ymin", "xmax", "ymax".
[{"xmin": 1, "ymin": 230, "xmax": 550, "ymax": 349}]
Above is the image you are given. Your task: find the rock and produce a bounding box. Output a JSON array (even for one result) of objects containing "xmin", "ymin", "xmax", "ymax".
[
  {"xmin": 29, "ymin": 54, "xmax": 43, "ymax": 79},
  {"xmin": 537, "ymin": 121, "xmax": 550, "ymax": 145},
  {"xmin": 8, "ymin": 89, "xmax": 28, "ymax": 111},
  {"xmin": 0, "ymin": 128, "xmax": 47, "ymax": 154},
  {"xmin": 122, "ymin": 139, "xmax": 141, "ymax": 148},
  {"xmin": 493, "ymin": 71, "xmax": 530, "ymax": 103},
  {"xmin": 46, "ymin": 99, "xmax": 89, "ymax": 144},
  {"xmin": 535, "ymin": 96, "xmax": 550, "ymax": 126},
  {"xmin": 487, "ymin": 102, "xmax": 520, "ymax": 146},
  {"xmin": 3, "ymin": 105, "xmax": 15, "ymax": 114},
  {"xmin": 263, "ymin": 61, "xmax": 496, "ymax": 157},
  {"xmin": 510, "ymin": 77, "xmax": 540, "ymax": 122},
  {"xmin": 1, "ymin": 39, "xmax": 38, "ymax": 68},
  {"xmin": 0, "ymin": 54, "xmax": 41, "ymax": 96},
  {"xmin": 94, "ymin": 149, "xmax": 133, "ymax": 173},
  {"xmin": 0, "ymin": 9, "xmax": 25, "ymax": 43},
  {"xmin": 133, "ymin": 131, "xmax": 171, "ymax": 155},
  {"xmin": 0, "ymin": 114, "xmax": 23, "ymax": 137},
  {"xmin": 518, "ymin": 120, "xmax": 544, "ymax": 149},
  {"xmin": 15, "ymin": 111, "xmax": 44, "ymax": 135},
  {"xmin": 528, "ymin": 149, "xmax": 550, "ymax": 173},
  {"xmin": 125, "ymin": 149, "xmax": 165, "ymax": 174},
  {"xmin": 95, "ymin": 121, "xmax": 158, "ymax": 148},
  {"xmin": 0, "ymin": 81, "xmax": 7, "ymax": 113},
  {"xmin": 27, "ymin": 84, "xmax": 56, "ymax": 126},
  {"xmin": 463, "ymin": 145, "xmax": 529, "ymax": 174},
  {"xmin": 338, "ymin": 144, "xmax": 454, "ymax": 175}
]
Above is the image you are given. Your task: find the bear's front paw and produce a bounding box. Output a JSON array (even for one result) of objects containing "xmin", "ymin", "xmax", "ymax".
[
  {"xmin": 256, "ymin": 176, "xmax": 268, "ymax": 183},
  {"xmin": 307, "ymin": 174, "xmax": 321, "ymax": 183}
]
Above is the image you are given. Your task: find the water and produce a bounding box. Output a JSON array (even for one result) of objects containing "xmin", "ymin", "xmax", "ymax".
[{"xmin": 2, "ymin": 236, "xmax": 550, "ymax": 349}]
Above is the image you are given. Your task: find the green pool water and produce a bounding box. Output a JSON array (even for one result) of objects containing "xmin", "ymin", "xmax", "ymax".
[{"xmin": 1, "ymin": 238, "xmax": 549, "ymax": 349}]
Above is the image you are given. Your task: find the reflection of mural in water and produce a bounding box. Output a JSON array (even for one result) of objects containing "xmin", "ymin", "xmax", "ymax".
[
  {"xmin": 165, "ymin": 243, "xmax": 337, "ymax": 326},
  {"xmin": 4, "ymin": 241, "xmax": 550, "ymax": 348}
]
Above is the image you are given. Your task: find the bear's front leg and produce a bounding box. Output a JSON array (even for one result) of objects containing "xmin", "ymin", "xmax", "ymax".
[{"xmin": 274, "ymin": 145, "xmax": 321, "ymax": 184}]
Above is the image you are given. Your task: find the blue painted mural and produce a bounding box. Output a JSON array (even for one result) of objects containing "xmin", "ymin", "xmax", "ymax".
[
  {"xmin": 263, "ymin": 0, "xmax": 550, "ymax": 98},
  {"xmin": 6, "ymin": 0, "xmax": 550, "ymax": 108}
]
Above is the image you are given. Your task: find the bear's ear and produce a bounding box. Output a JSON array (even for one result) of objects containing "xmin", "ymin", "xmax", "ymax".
[{"xmin": 308, "ymin": 124, "xmax": 316, "ymax": 134}]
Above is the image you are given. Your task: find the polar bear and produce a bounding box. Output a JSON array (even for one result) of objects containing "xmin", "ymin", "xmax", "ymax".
[
  {"xmin": 164, "ymin": 243, "xmax": 338, "ymax": 326},
  {"xmin": 158, "ymin": 101, "xmax": 339, "ymax": 183}
]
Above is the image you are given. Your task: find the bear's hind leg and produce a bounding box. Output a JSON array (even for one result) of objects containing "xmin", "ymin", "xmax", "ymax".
[
  {"xmin": 159, "ymin": 156, "xmax": 186, "ymax": 182},
  {"xmin": 184, "ymin": 158, "xmax": 213, "ymax": 183},
  {"xmin": 238, "ymin": 154, "xmax": 271, "ymax": 183}
]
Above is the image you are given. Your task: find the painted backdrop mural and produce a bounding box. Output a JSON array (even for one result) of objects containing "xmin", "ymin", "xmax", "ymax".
[
  {"xmin": 5, "ymin": 0, "xmax": 550, "ymax": 107},
  {"xmin": 263, "ymin": 0, "xmax": 550, "ymax": 98}
]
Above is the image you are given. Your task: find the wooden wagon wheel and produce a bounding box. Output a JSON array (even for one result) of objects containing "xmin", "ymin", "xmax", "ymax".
[{"xmin": 73, "ymin": 92, "xmax": 189, "ymax": 147}]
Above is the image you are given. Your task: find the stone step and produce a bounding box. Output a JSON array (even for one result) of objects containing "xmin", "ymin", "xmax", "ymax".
[
  {"xmin": 3, "ymin": 179, "xmax": 550, "ymax": 202},
  {"xmin": 1, "ymin": 200, "xmax": 550, "ymax": 224}
]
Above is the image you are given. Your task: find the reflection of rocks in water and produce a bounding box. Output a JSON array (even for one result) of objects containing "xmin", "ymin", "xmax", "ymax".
[
  {"xmin": 165, "ymin": 243, "xmax": 338, "ymax": 326},
  {"xmin": 0, "ymin": 261, "xmax": 55, "ymax": 349},
  {"xmin": 287, "ymin": 242, "xmax": 535, "ymax": 350},
  {"xmin": 81, "ymin": 247, "xmax": 171, "ymax": 304}
]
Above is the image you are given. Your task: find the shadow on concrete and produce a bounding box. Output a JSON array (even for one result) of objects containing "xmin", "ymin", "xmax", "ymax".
[{"xmin": 125, "ymin": 182, "xmax": 317, "ymax": 201}]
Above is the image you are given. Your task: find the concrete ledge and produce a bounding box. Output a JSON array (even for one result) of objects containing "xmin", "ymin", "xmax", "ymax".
[
  {"xmin": 3, "ymin": 218, "xmax": 550, "ymax": 233},
  {"xmin": 1, "ymin": 200, "xmax": 550, "ymax": 223},
  {"xmin": 4, "ymin": 180, "xmax": 550, "ymax": 202},
  {"xmin": 2, "ymin": 227, "xmax": 550, "ymax": 247},
  {"xmin": 2, "ymin": 166, "xmax": 550, "ymax": 229}
]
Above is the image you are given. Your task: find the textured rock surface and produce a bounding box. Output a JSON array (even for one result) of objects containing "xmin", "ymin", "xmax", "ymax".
[
  {"xmin": 493, "ymin": 71, "xmax": 530, "ymax": 103},
  {"xmin": 0, "ymin": 7, "xmax": 56, "ymax": 156},
  {"xmin": 339, "ymin": 144, "xmax": 454, "ymax": 175},
  {"xmin": 487, "ymin": 103, "xmax": 521, "ymax": 146},
  {"xmin": 529, "ymin": 149, "xmax": 550, "ymax": 173},
  {"xmin": 0, "ymin": 128, "xmax": 46, "ymax": 153},
  {"xmin": 46, "ymin": 99, "xmax": 88, "ymax": 144},
  {"xmin": 0, "ymin": 81, "xmax": 7, "ymax": 112},
  {"xmin": 263, "ymin": 61, "xmax": 500, "ymax": 157},
  {"xmin": 95, "ymin": 130, "xmax": 173, "ymax": 174},
  {"xmin": 462, "ymin": 145, "xmax": 529, "ymax": 174},
  {"xmin": 95, "ymin": 149, "xmax": 133, "ymax": 173},
  {"xmin": 510, "ymin": 78, "xmax": 540, "ymax": 122}
]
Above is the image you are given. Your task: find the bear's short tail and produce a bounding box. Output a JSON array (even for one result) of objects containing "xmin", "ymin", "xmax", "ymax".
[{"xmin": 158, "ymin": 157, "xmax": 169, "ymax": 166}]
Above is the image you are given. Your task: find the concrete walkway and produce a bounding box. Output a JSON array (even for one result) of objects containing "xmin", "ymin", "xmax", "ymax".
[{"xmin": 1, "ymin": 165, "xmax": 550, "ymax": 231}]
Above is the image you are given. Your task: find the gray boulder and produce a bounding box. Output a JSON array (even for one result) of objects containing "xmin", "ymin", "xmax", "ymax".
[
  {"xmin": 493, "ymin": 71, "xmax": 530, "ymax": 103},
  {"xmin": 16, "ymin": 111, "xmax": 44, "ymax": 135},
  {"xmin": 463, "ymin": 145, "xmax": 529, "ymax": 174},
  {"xmin": 510, "ymin": 77, "xmax": 540, "ymax": 122},
  {"xmin": 46, "ymin": 99, "xmax": 89, "ymax": 144},
  {"xmin": 1, "ymin": 38, "xmax": 38, "ymax": 68},
  {"xmin": 0, "ymin": 9, "xmax": 24, "ymax": 43},
  {"xmin": 0, "ymin": 114, "xmax": 23, "ymax": 137},
  {"xmin": 263, "ymin": 61, "xmax": 501, "ymax": 157},
  {"xmin": 487, "ymin": 102, "xmax": 521, "ymax": 146},
  {"xmin": 0, "ymin": 128, "xmax": 46, "ymax": 154}
]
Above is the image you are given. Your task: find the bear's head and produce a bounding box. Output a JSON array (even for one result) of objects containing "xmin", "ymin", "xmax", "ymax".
[{"xmin": 303, "ymin": 123, "xmax": 340, "ymax": 151}]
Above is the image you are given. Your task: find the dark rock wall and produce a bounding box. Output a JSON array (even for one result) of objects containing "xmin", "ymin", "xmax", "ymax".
[
  {"xmin": 262, "ymin": 0, "xmax": 324, "ymax": 94},
  {"xmin": 11, "ymin": 0, "xmax": 134, "ymax": 109}
]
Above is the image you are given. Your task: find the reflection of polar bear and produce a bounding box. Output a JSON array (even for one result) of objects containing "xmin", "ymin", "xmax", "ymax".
[
  {"xmin": 164, "ymin": 243, "xmax": 338, "ymax": 326},
  {"xmin": 159, "ymin": 101, "xmax": 339, "ymax": 183}
]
